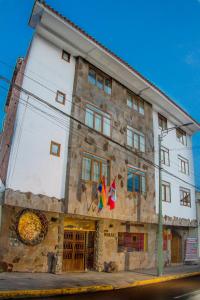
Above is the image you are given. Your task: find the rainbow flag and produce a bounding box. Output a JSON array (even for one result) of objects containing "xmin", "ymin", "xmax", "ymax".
[{"xmin": 98, "ymin": 176, "xmax": 107, "ymax": 211}]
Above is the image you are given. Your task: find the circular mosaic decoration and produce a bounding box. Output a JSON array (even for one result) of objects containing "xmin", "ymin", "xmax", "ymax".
[{"xmin": 16, "ymin": 209, "xmax": 48, "ymax": 246}]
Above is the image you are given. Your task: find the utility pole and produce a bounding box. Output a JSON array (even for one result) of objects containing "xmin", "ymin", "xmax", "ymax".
[
  {"xmin": 157, "ymin": 122, "xmax": 193, "ymax": 277},
  {"xmin": 157, "ymin": 134, "xmax": 163, "ymax": 276}
]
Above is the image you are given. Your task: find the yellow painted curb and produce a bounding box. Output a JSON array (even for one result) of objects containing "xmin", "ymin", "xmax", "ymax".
[
  {"xmin": 115, "ymin": 271, "xmax": 200, "ymax": 290},
  {"xmin": 0, "ymin": 271, "xmax": 200, "ymax": 299}
]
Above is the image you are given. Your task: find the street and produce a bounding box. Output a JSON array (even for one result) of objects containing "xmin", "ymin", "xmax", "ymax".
[{"xmin": 33, "ymin": 276, "xmax": 200, "ymax": 300}]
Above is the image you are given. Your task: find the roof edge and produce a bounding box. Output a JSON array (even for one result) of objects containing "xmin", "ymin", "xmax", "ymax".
[{"xmin": 30, "ymin": 0, "xmax": 200, "ymax": 130}]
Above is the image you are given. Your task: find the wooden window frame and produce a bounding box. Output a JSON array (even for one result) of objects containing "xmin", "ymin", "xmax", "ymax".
[
  {"xmin": 56, "ymin": 90, "xmax": 66, "ymax": 105},
  {"xmin": 162, "ymin": 181, "xmax": 171, "ymax": 202},
  {"xmin": 81, "ymin": 152, "xmax": 110, "ymax": 186},
  {"xmin": 118, "ymin": 232, "xmax": 148, "ymax": 252},
  {"xmin": 85, "ymin": 104, "xmax": 111, "ymax": 137},
  {"xmin": 127, "ymin": 167, "xmax": 146, "ymax": 195},
  {"xmin": 50, "ymin": 141, "xmax": 61, "ymax": 157},
  {"xmin": 176, "ymin": 128, "xmax": 187, "ymax": 145},
  {"xmin": 161, "ymin": 146, "xmax": 170, "ymax": 166},
  {"xmin": 62, "ymin": 50, "xmax": 71, "ymax": 62},
  {"xmin": 127, "ymin": 94, "xmax": 133, "ymax": 108},
  {"xmin": 158, "ymin": 113, "xmax": 167, "ymax": 131},
  {"xmin": 180, "ymin": 187, "xmax": 191, "ymax": 207},
  {"xmin": 127, "ymin": 126, "xmax": 145, "ymax": 152},
  {"xmin": 127, "ymin": 93, "xmax": 145, "ymax": 115},
  {"xmin": 104, "ymin": 77, "xmax": 112, "ymax": 95},
  {"xmin": 88, "ymin": 66, "xmax": 112, "ymax": 95},
  {"xmin": 178, "ymin": 156, "xmax": 189, "ymax": 175}
]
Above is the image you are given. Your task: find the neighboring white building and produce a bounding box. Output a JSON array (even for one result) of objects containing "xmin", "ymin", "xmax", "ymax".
[
  {"xmin": 153, "ymin": 111, "xmax": 196, "ymax": 221},
  {"xmin": 6, "ymin": 34, "xmax": 76, "ymax": 201},
  {"xmin": 153, "ymin": 109, "xmax": 198, "ymax": 263}
]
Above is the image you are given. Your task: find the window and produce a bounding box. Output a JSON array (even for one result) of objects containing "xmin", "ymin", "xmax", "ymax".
[
  {"xmin": 176, "ymin": 128, "xmax": 187, "ymax": 145},
  {"xmin": 178, "ymin": 156, "xmax": 189, "ymax": 175},
  {"xmin": 180, "ymin": 188, "xmax": 191, "ymax": 207},
  {"xmin": 85, "ymin": 104, "xmax": 111, "ymax": 136},
  {"xmin": 104, "ymin": 78, "xmax": 112, "ymax": 95},
  {"xmin": 88, "ymin": 68, "xmax": 96, "ymax": 85},
  {"xmin": 158, "ymin": 114, "xmax": 167, "ymax": 131},
  {"xmin": 62, "ymin": 50, "xmax": 70, "ymax": 62},
  {"xmin": 50, "ymin": 141, "xmax": 61, "ymax": 157},
  {"xmin": 56, "ymin": 91, "xmax": 66, "ymax": 105},
  {"xmin": 97, "ymin": 74, "xmax": 103, "ymax": 90},
  {"xmin": 161, "ymin": 146, "xmax": 170, "ymax": 166},
  {"xmin": 127, "ymin": 167, "xmax": 146, "ymax": 195},
  {"xmin": 118, "ymin": 232, "xmax": 147, "ymax": 252},
  {"xmin": 81, "ymin": 153, "xmax": 110, "ymax": 185},
  {"xmin": 127, "ymin": 126, "xmax": 145, "ymax": 152},
  {"xmin": 88, "ymin": 67, "xmax": 112, "ymax": 95},
  {"xmin": 162, "ymin": 181, "xmax": 171, "ymax": 202},
  {"xmin": 127, "ymin": 93, "xmax": 144, "ymax": 115}
]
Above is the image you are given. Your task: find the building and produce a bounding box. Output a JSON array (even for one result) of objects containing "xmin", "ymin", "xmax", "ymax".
[
  {"xmin": 0, "ymin": 0, "xmax": 199, "ymax": 273},
  {"xmin": 196, "ymin": 192, "xmax": 200, "ymax": 259}
]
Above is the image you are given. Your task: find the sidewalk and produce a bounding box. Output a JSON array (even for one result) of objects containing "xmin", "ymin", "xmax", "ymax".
[{"xmin": 0, "ymin": 264, "xmax": 199, "ymax": 298}]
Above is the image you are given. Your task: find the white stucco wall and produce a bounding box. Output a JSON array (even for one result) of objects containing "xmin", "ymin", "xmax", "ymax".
[
  {"xmin": 153, "ymin": 109, "xmax": 196, "ymax": 220},
  {"xmin": 6, "ymin": 34, "xmax": 76, "ymax": 199}
]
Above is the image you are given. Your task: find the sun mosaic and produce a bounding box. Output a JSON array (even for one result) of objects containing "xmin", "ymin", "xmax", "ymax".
[{"xmin": 16, "ymin": 209, "xmax": 48, "ymax": 246}]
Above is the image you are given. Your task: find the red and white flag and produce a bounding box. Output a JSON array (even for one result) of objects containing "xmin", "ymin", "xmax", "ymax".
[{"xmin": 108, "ymin": 179, "xmax": 117, "ymax": 210}]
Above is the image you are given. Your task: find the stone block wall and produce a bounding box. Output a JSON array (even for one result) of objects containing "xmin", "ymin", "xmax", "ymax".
[
  {"xmin": 95, "ymin": 219, "xmax": 157, "ymax": 271},
  {"xmin": 66, "ymin": 57, "xmax": 156, "ymax": 223},
  {"xmin": 0, "ymin": 205, "xmax": 63, "ymax": 272}
]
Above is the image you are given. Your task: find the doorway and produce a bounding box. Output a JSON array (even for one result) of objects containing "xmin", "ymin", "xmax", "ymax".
[
  {"xmin": 63, "ymin": 230, "xmax": 95, "ymax": 272},
  {"xmin": 171, "ymin": 231, "xmax": 182, "ymax": 263}
]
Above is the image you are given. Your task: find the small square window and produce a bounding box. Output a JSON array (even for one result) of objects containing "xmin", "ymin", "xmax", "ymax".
[
  {"xmin": 62, "ymin": 50, "xmax": 70, "ymax": 62},
  {"xmin": 50, "ymin": 141, "xmax": 61, "ymax": 157},
  {"xmin": 56, "ymin": 91, "xmax": 66, "ymax": 105}
]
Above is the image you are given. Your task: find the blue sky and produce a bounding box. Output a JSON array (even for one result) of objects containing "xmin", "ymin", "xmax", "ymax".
[{"xmin": 1, "ymin": 0, "xmax": 200, "ymax": 186}]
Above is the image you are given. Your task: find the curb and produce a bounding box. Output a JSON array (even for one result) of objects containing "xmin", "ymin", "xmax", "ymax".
[{"xmin": 0, "ymin": 271, "xmax": 200, "ymax": 299}]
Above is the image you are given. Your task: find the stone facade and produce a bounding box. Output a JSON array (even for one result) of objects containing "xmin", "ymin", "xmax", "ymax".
[
  {"xmin": 0, "ymin": 205, "xmax": 64, "ymax": 273},
  {"xmin": 66, "ymin": 57, "xmax": 156, "ymax": 224},
  {"xmin": 97, "ymin": 219, "xmax": 157, "ymax": 271},
  {"xmin": 4, "ymin": 189, "xmax": 64, "ymax": 213}
]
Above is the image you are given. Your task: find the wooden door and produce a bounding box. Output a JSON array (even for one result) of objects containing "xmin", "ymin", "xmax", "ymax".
[
  {"xmin": 63, "ymin": 230, "xmax": 86, "ymax": 272},
  {"xmin": 85, "ymin": 231, "xmax": 95, "ymax": 270},
  {"xmin": 171, "ymin": 232, "xmax": 182, "ymax": 263}
]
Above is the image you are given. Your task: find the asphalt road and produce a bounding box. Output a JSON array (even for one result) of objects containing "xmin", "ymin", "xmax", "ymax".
[{"xmin": 34, "ymin": 276, "xmax": 200, "ymax": 300}]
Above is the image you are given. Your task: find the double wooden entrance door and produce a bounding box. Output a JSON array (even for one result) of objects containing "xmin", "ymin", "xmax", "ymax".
[{"xmin": 63, "ymin": 230, "xmax": 95, "ymax": 272}]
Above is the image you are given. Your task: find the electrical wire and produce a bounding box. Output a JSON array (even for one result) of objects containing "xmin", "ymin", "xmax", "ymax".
[{"xmin": 1, "ymin": 77, "xmax": 200, "ymax": 191}]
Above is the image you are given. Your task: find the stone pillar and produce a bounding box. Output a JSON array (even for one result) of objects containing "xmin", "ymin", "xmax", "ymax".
[
  {"xmin": 55, "ymin": 214, "xmax": 64, "ymax": 274},
  {"xmin": 94, "ymin": 219, "xmax": 104, "ymax": 272}
]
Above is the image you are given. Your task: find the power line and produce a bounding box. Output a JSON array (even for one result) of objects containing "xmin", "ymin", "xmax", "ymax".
[
  {"xmin": 1, "ymin": 57, "xmax": 196, "ymax": 153},
  {"xmin": 1, "ymin": 74, "xmax": 200, "ymax": 191},
  {"xmin": 7, "ymin": 91, "xmax": 200, "ymax": 192}
]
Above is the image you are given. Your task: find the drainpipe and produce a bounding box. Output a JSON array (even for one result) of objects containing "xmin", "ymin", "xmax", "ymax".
[
  {"xmin": 195, "ymin": 193, "xmax": 200, "ymax": 258},
  {"xmin": 0, "ymin": 179, "xmax": 5, "ymax": 233}
]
